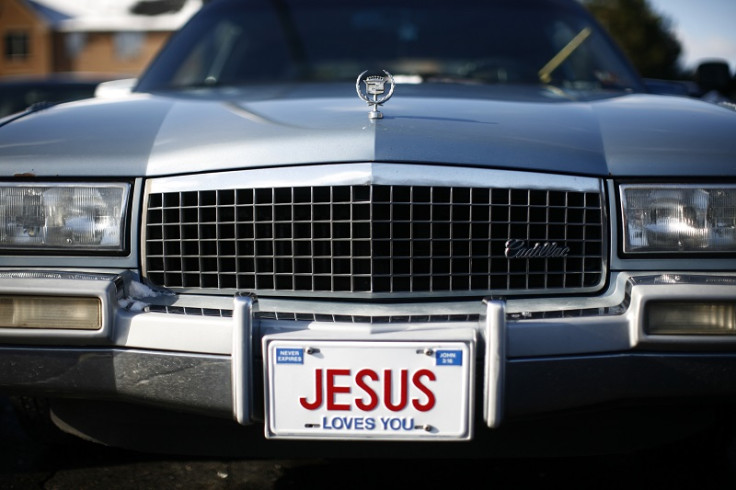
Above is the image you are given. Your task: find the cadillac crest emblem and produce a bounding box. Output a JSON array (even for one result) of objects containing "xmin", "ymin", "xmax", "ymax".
[{"xmin": 356, "ymin": 70, "xmax": 395, "ymax": 119}]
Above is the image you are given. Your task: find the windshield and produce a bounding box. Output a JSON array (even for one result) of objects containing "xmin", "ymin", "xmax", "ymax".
[{"xmin": 136, "ymin": 0, "xmax": 642, "ymax": 92}]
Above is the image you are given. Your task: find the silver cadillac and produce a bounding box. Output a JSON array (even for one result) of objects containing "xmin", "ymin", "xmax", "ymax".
[{"xmin": 1, "ymin": 0, "xmax": 736, "ymax": 457}]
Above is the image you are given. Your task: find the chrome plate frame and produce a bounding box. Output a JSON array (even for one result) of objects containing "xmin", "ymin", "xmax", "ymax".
[{"xmin": 263, "ymin": 336, "xmax": 475, "ymax": 441}]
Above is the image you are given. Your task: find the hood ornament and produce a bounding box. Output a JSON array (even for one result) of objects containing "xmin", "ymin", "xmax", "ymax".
[{"xmin": 356, "ymin": 70, "xmax": 395, "ymax": 120}]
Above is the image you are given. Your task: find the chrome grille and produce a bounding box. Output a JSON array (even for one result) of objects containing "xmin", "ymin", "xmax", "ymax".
[{"xmin": 144, "ymin": 180, "xmax": 605, "ymax": 298}]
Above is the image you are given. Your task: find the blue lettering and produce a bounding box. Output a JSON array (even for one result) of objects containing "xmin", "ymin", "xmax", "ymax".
[
  {"xmin": 321, "ymin": 416, "xmax": 376, "ymax": 430},
  {"xmin": 380, "ymin": 417, "xmax": 415, "ymax": 431},
  {"xmin": 275, "ymin": 348, "xmax": 304, "ymax": 364},
  {"xmin": 322, "ymin": 416, "xmax": 414, "ymax": 432},
  {"xmin": 435, "ymin": 349, "xmax": 463, "ymax": 366}
]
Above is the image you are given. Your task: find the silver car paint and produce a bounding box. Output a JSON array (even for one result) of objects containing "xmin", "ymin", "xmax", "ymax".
[{"xmin": 1, "ymin": 85, "xmax": 734, "ymax": 178}]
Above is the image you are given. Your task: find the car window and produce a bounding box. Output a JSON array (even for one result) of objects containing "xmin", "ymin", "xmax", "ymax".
[{"xmin": 137, "ymin": 0, "xmax": 642, "ymax": 93}]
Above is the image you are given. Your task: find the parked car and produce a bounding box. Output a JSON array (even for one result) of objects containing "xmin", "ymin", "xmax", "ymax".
[
  {"xmin": 0, "ymin": 74, "xmax": 116, "ymax": 118},
  {"xmin": 693, "ymin": 59, "xmax": 736, "ymax": 107},
  {"xmin": 1, "ymin": 0, "xmax": 736, "ymax": 458}
]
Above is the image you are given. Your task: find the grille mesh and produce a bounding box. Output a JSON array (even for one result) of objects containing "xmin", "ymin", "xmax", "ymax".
[{"xmin": 144, "ymin": 184, "xmax": 604, "ymax": 296}]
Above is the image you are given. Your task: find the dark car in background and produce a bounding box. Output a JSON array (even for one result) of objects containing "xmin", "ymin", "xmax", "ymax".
[
  {"xmin": 1, "ymin": 0, "xmax": 736, "ymax": 460},
  {"xmin": 0, "ymin": 73, "xmax": 115, "ymax": 118},
  {"xmin": 694, "ymin": 59, "xmax": 736, "ymax": 103}
]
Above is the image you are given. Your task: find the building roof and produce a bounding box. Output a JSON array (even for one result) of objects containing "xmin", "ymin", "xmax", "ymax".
[{"xmin": 25, "ymin": 0, "xmax": 203, "ymax": 32}]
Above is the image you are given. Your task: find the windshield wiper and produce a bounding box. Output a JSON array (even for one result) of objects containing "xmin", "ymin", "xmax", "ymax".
[{"xmin": 538, "ymin": 27, "xmax": 592, "ymax": 84}]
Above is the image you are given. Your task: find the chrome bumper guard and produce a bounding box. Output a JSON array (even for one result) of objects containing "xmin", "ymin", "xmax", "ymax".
[
  {"xmin": 232, "ymin": 293, "xmax": 255, "ymax": 425},
  {"xmin": 233, "ymin": 294, "xmax": 507, "ymax": 430}
]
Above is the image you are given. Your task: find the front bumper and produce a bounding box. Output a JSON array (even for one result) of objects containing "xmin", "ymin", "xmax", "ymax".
[{"xmin": 2, "ymin": 271, "xmax": 736, "ymax": 439}]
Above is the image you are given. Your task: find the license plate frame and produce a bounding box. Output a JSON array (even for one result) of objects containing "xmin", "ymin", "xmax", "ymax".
[{"xmin": 264, "ymin": 339, "xmax": 474, "ymax": 440}]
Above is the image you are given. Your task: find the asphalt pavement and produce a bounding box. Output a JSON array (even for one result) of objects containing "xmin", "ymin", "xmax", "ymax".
[{"xmin": 2, "ymin": 396, "xmax": 736, "ymax": 489}]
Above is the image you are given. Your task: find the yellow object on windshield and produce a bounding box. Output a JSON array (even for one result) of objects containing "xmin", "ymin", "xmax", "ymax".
[{"xmin": 538, "ymin": 27, "xmax": 592, "ymax": 84}]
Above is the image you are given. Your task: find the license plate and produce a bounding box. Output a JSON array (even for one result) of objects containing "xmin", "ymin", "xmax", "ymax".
[{"xmin": 264, "ymin": 340, "xmax": 473, "ymax": 440}]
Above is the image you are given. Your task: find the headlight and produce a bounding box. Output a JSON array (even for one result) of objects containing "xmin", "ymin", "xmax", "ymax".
[
  {"xmin": 0, "ymin": 183, "xmax": 129, "ymax": 252},
  {"xmin": 646, "ymin": 301, "xmax": 736, "ymax": 335},
  {"xmin": 0, "ymin": 295, "xmax": 101, "ymax": 330},
  {"xmin": 621, "ymin": 184, "xmax": 736, "ymax": 254}
]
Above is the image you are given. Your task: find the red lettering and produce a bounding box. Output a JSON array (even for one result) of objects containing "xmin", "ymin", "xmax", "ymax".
[
  {"xmin": 299, "ymin": 368, "xmax": 323, "ymax": 410},
  {"xmin": 355, "ymin": 369, "xmax": 379, "ymax": 411},
  {"xmin": 300, "ymin": 367, "xmax": 439, "ymax": 413},
  {"xmin": 411, "ymin": 369, "xmax": 436, "ymax": 412},
  {"xmin": 384, "ymin": 369, "xmax": 409, "ymax": 412},
  {"xmin": 326, "ymin": 369, "xmax": 351, "ymax": 410}
]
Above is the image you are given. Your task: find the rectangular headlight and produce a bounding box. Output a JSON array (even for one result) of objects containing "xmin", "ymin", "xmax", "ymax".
[
  {"xmin": 621, "ymin": 184, "xmax": 736, "ymax": 254},
  {"xmin": 0, "ymin": 295, "xmax": 101, "ymax": 330},
  {"xmin": 646, "ymin": 301, "xmax": 736, "ymax": 335},
  {"xmin": 0, "ymin": 183, "xmax": 129, "ymax": 252}
]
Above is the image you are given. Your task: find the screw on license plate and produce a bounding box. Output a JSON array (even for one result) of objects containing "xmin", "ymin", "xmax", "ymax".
[
  {"xmin": 306, "ymin": 347, "xmax": 320, "ymax": 355},
  {"xmin": 417, "ymin": 348, "xmax": 434, "ymax": 356},
  {"xmin": 415, "ymin": 424, "xmax": 433, "ymax": 432},
  {"xmin": 305, "ymin": 423, "xmax": 321, "ymax": 428}
]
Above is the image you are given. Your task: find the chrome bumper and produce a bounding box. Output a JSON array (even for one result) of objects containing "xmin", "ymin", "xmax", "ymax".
[{"xmin": 1, "ymin": 271, "xmax": 736, "ymax": 428}]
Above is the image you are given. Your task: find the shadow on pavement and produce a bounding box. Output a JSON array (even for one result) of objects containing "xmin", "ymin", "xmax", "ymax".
[{"xmin": 2, "ymin": 395, "xmax": 735, "ymax": 490}]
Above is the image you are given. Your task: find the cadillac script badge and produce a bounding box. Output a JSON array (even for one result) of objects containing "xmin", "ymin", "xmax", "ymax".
[{"xmin": 356, "ymin": 70, "xmax": 395, "ymax": 120}]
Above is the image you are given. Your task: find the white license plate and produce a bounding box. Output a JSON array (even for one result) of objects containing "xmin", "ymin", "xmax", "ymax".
[{"xmin": 264, "ymin": 340, "xmax": 473, "ymax": 440}]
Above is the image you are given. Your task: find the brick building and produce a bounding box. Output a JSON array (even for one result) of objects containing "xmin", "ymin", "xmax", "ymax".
[{"xmin": 0, "ymin": 0, "xmax": 201, "ymax": 78}]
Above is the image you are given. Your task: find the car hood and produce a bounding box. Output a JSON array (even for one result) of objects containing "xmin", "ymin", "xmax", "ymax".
[{"xmin": 0, "ymin": 83, "xmax": 735, "ymax": 178}]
